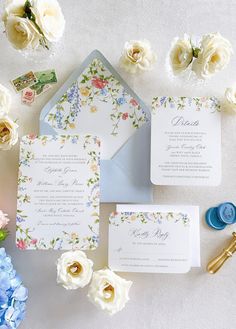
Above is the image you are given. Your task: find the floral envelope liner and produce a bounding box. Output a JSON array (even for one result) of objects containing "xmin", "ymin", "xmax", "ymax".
[{"xmin": 44, "ymin": 58, "xmax": 148, "ymax": 159}]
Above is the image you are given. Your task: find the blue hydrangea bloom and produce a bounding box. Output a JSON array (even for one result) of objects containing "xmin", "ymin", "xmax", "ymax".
[{"xmin": 0, "ymin": 248, "xmax": 28, "ymax": 329}]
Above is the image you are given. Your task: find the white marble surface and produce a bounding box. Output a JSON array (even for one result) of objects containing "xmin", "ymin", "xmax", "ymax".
[{"xmin": 0, "ymin": 0, "xmax": 236, "ymax": 328}]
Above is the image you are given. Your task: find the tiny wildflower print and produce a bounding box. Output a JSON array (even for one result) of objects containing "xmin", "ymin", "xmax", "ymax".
[
  {"xmin": 109, "ymin": 212, "xmax": 190, "ymax": 227},
  {"xmin": 16, "ymin": 135, "xmax": 100, "ymax": 250},
  {"xmin": 44, "ymin": 58, "xmax": 148, "ymax": 158},
  {"xmin": 152, "ymin": 96, "xmax": 220, "ymax": 114}
]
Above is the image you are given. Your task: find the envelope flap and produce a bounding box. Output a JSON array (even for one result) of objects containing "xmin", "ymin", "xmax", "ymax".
[
  {"xmin": 112, "ymin": 122, "xmax": 151, "ymax": 183},
  {"xmin": 40, "ymin": 50, "xmax": 151, "ymax": 160}
]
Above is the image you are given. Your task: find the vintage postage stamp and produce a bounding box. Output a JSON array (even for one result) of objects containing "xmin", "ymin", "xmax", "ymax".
[
  {"xmin": 30, "ymin": 83, "xmax": 52, "ymax": 97},
  {"xmin": 35, "ymin": 69, "xmax": 57, "ymax": 85},
  {"xmin": 11, "ymin": 71, "xmax": 37, "ymax": 93},
  {"xmin": 21, "ymin": 88, "xmax": 35, "ymax": 106}
]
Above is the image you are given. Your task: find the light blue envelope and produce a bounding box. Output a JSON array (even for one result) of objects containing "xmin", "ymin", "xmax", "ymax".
[{"xmin": 39, "ymin": 50, "xmax": 153, "ymax": 203}]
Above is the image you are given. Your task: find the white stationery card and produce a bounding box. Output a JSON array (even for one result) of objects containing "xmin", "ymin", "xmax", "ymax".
[
  {"xmin": 117, "ymin": 204, "xmax": 200, "ymax": 267},
  {"xmin": 151, "ymin": 96, "xmax": 221, "ymax": 186},
  {"xmin": 109, "ymin": 210, "xmax": 191, "ymax": 273},
  {"xmin": 16, "ymin": 135, "xmax": 100, "ymax": 250}
]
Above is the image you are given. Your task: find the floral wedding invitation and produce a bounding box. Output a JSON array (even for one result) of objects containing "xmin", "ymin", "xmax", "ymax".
[
  {"xmin": 109, "ymin": 211, "xmax": 191, "ymax": 273},
  {"xmin": 16, "ymin": 135, "xmax": 100, "ymax": 250},
  {"xmin": 151, "ymin": 97, "xmax": 221, "ymax": 186}
]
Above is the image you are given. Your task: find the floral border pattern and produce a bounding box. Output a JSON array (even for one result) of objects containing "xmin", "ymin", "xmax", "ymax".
[
  {"xmin": 45, "ymin": 58, "xmax": 148, "ymax": 136},
  {"xmin": 152, "ymin": 96, "xmax": 220, "ymax": 114},
  {"xmin": 109, "ymin": 211, "xmax": 190, "ymax": 227},
  {"xmin": 16, "ymin": 135, "xmax": 100, "ymax": 251}
]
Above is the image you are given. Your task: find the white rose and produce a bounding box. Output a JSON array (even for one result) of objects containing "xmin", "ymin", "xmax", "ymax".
[
  {"xmin": 221, "ymin": 85, "xmax": 236, "ymax": 114},
  {"xmin": 0, "ymin": 84, "xmax": 11, "ymax": 115},
  {"xmin": 2, "ymin": 0, "xmax": 26, "ymax": 24},
  {"xmin": 192, "ymin": 33, "xmax": 233, "ymax": 79},
  {"xmin": 87, "ymin": 268, "xmax": 132, "ymax": 315},
  {"xmin": 32, "ymin": 0, "xmax": 65, "ymax": 43},
  {"xmin": 57, "ymin": 250, "xmax": 93, "ymax": 290},
  {"xmin": 0, "ymin": 115, "xmax": 18, "ymax": 151},
  {"xmin": 119, "ymin": 39, "xmax": 157, "ymax": 74},
  {"xmin": 5, "ymin": 15, "xmax": 40, "ymax": 50},
  {"xmin": 169, "ymin": 35, "xmax": 193, "ymax": 75}
]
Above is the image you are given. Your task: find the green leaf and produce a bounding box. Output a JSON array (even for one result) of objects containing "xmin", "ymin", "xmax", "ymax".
[
  {"xmin": 193, "ymin": 47, "xmax": 201, "ymax": 58},
  {"xmin": 0, "ymin": 229, "xmax": 8, "ymax": 242}
]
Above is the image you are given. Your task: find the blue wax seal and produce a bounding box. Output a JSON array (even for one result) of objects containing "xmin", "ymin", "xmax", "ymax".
[
  {"xmin": 217, "ymin": 202, "xmax": 236, "ymax": 225},
  {"xmin": 205, "ymin": 207, "xmax": 227, "ymax": 230}
]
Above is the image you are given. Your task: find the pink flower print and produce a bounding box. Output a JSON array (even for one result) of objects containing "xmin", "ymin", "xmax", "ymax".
[
  {"xmin": 17, "ymin": 239, "xmax": 27, "ymax": 250},
  {"xmin": 28, "ymin": 134, "xmax": 37, "ymax": 140},
  {"xmin": 122, "ymin": 112, "xmax": 129, "ymax": 120},
  {"xmin": 0, "ymin": 210, "xmax": 10, "ymax": 229},
  {"xmin": 130, "ymin": 98, "xmax": 138, "ymax": 107},
  {"xmin": 31, "ymin": 239, "xmax": 37, "ymax": 245},
  {"xmin": 91, "ymin": 77, "xmax": 108, "ymax": 89}
]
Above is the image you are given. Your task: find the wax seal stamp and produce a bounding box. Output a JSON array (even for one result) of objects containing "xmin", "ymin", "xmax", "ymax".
[{"xmin": 207, "ymin": 232, "xmax": 236, "ymax": 274}]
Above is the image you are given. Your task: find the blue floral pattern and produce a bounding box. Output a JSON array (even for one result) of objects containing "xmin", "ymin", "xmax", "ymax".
[
  {"xmin": 152, "ymin": 96, "xmax": 220, "ymax": 114},
  {"xmin": 45, "ymin": 58, "xmax": 148, "ymax": 136}
]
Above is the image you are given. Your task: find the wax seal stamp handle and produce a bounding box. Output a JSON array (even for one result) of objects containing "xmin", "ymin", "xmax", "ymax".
[{"xmin": 207, "ymin": 232, "xmax": 236, "ymax": 274}]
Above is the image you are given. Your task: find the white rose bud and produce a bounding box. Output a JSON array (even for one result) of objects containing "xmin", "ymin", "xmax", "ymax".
[
  {"xmin": 2, "ymin": 0, "xmax": 26, "ymax": 24},
  {"xmin": 119, "ymin": 39, "xmax": 157, "ymax": 74},
  {"xmin": 169, "ymin": 35, "xmax": 193, "ymax": 75},
  {"xmin": 222, "ymin": 85, "xmax": 236, "ymax": 114},
  {"xmin": 32, "ymin": 0, "xmax": 65, "ymax": 43},
  {"xmin": 57, "ymin": 250, "xmax": 93, "ymax": 290},
  {"xmin": 192, "ymin": 32, "xmax": 233, "ymax": 79},
  {"xmin": 0, "ymin": 115, "xmax": 18, "ymax": 151},
  {"xmin": 87, "ymin": 268, "xmax": 132, "ymax": 315},
  {"xmin": 0, "ymin": 84, "xmax": 11, "ymax": 115},
  {"xmin": 5, "ymin": 15, "xmax": 40, "ymax": 50}
]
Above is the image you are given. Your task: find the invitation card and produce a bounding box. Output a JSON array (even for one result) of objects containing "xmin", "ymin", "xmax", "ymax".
[
  {"xmin": 151, "ymin": 97, "xmax": 221, "ymax": 186},
  {"xmin": 117, "ymin": 204, "xmax": 200, "ymax": 267},
  {"xmin": 16, "ymin": 135, "xmax": 100, "ymax": 250},
  {"xmin": 109, "ymin": 210, "xmax": 192, "ymax": 273}
]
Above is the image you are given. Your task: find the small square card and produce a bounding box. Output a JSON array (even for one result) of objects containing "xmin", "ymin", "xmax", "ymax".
[
  {"xmin": 151, "ymin": 97, "xmax": 221, "ymax": 186},
  {"xmin": 117, "ymin": 204, "xmax": 200, "ymax": 268},
  {"xmin": 109, "ymin": 209, "xmax": 192, "ymax": 273},
  {"xmin": 16, "ymin": 135, "xmax": 100, "ymax": 250}
]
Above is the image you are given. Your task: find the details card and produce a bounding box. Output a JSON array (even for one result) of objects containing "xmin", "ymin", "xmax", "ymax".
[
  {"xmin": 109, "ymin": 211, "xmax": 191, "ymax": 273},
  {"xmin": 16, "ymin": 135, "xmax": 100, "ymax": 250},
  {"xmin": 151, "ymin": 96, "xmax": 221, "ymax": 186}
]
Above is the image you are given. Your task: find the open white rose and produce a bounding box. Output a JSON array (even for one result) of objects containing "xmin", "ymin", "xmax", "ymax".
[
  {"xmin": 57, "ymin": 250, "xmax": 93, "ymax": 290},
  {"xmin": 87, "ymin": 268, "xmax": 132, "ymax": 315},
  {"xmin": 2, "ymin": 0, "xmax": 26, "ymax": 24},
  {"xmin": 0, "ymin": 115, "xmax": 18, "ymax": 151},
  {"xmin": 169, "ymin": 35, "xmax": 193, "ymax": 75},
  {"xmin": 32, "ymin": 0, "xmax": 65, "ymax": 43},
  {"xmin": 222, "ymin": 85, "xmax": 236, "ymax": 114},
  {"xmin": 5, "ymin": 15, "xmax": 40, "ymax": 50},
  {"xmin": 119, "ymin": 39, "xmax": 157, "ymax": 74},
  {"xmin": 0, "ymin": 84, "xmax": 11, "ymax": 115},
  {"xmin": 192, "ymin": 33, "xmax": 233, "ymax": 79}
]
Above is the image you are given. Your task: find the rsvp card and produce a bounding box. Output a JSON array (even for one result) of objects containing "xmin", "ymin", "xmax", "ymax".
[
  {"xmin": 151, "ymin": 97, "xmax": 221, "ymax": 186},
  {"xmin": 16, "ymin": 135, "xmax": 100, "ymax": 250},
  {"xmin": 117, "ymin": 204, "xmax": 200, "ymax": 267},
  {"xmin": 109, "ymin": 211, "xmax": 191, "ymax": 273}
]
